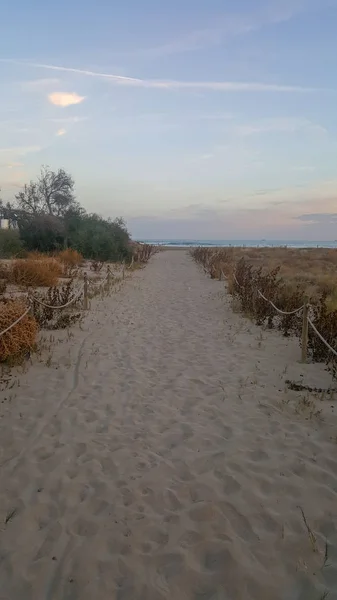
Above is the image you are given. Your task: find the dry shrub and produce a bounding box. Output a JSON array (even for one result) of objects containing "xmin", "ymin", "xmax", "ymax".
[
  {"xmin": 0, "ymin": 300, "xmax": 38, "ymax": 361},
  {"xmin": 0, "ymin": 263, "xmax": 10, "ymax": 281},
  {"xmin": 0, "ymin": 263, "xmax": 9, "ymax": 295},
  {"xmin": 133, "ymin": 244, "xmax": 157, "ymax": 263},
  {"xmin": 26, "ymin": 250, "xmax": 47, "ymax": 260},
  {"xmin": 58, "ymin": 249, "xmax": 83, "ymax": 266},
  {"xmin": 192, "ymin": 246, "xmax": 337, "ymax": 377},
  {"xmin": 11, "ymin": 258, "xmax": 62, "ymax": 287},
  {"xmin": 90, "ymin": 260, "xmax": 104, "ymax": 272},
  {"xmin": 307, "ymin": 295, "xmax": 337, "ymax": 376},
  {"xmin": 31, "ymin": 280, "xmax": 83, "ymax": 330}
]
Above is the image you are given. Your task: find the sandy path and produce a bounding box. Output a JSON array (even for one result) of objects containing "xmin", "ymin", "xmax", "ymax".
[{"xmin": 0, "ymin": 250, "xmax": 337, "ymax": 600}]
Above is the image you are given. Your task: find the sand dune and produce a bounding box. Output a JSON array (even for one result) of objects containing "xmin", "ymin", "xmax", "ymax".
[{"xmin": 0, "ymin": 250, "xmax": 336, "ymax": 600}]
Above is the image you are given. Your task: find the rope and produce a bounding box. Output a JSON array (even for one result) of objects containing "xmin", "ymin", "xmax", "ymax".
[
  {"xmin": 0, "ymin": 268, "xmax": 113, "ymax": 339},
  {"xmin": 233, "ymin": 273, "xmax": 243, "ymax": 289},
  {"xmin": 0, "ymin": 304, "xmax": 31, "ymax": 338},
  {"xmin": 233, "ymin": 273, "xmax": 304, "ymax": 315},
  {"xmin": 307, "ymin": 317, "xmax": 337, "ymax": 357},
  {"xmin": 30, "ymin": 287, "xmax": 83, "ymax": 310},
  {"xmin": 221, "ymin": 265, "xmax": 336, "ymax": 360},
  {"xmin": 257, "ymin": 290, "xmax": 304, "ymax": 316},
  {"xmin": 87, "ymin": 273, "xmax": 109, "ymax": 288}
]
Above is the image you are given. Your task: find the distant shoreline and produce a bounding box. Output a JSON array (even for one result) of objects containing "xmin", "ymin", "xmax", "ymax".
[{"xmin": 139, "ymin": 240, "xmax": 337, "ymax": 250}]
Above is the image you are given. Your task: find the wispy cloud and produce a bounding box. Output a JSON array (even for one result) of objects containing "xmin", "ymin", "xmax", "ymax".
[
  {"xmin": 296, "ymin": 212, "xmax": 337, "ymax": 223},
  {"xmin": 121, "ymin": 0, "xmax": 329, "ymax": 57},
  {"xmin": 56, "ymin": 128, "xmax": 66, "ymax": 136},
  {"xmin": 48, "ymin": 91, "xmax": 85, "ymax": 107},
  {"xmin": 0, "ymin": 161, "xmax": 24, "ymax": 169},
  {"xmin": 233, "ymin": 117, "xmax": 327, "ymax": 136},
  {"xmin": 0, "ymin": 59, "xmax": 324, "ymax": 93},
  {"xmin": 0, "ymin": 145, "xmax": 41, "ymax": 156},
  {"xmin": 48, "ymin": 116, "xmax": 88, "ymax": 123}
]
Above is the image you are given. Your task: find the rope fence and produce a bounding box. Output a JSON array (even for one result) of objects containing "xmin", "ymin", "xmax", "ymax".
[
  {"xmin": 0, "ymin": 266, "xmax": 116, "ymax": 339},
  {"xmin": 0, "ymin": 305, "xmax": 32, "ymax": 339},
  {"xmin": 256, "ymin": 290, "xmax": 305, "ymax": 316},
  {"xmin": 227, "ymin": 269, "xmax": 337, "ymax": 364},
  {"xmin": 307, "ymin": 317, "xmax": 337, "ymax": 358}
]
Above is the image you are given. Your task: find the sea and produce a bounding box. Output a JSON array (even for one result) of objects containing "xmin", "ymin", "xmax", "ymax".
[{"xmin": 139, "ymin": 239, "xmax": 337, "ymax": 249}]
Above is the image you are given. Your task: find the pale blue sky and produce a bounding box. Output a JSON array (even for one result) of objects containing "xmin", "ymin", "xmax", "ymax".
[{"xmin": 1, "ymin": 0, "xmax": 336, "ymax": 239}]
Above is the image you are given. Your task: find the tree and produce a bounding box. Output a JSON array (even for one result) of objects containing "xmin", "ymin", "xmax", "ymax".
[
  {"xmin": 18, "ymin": 214, "xmax": 65, "ymax": 252},
  {"xmin": 14, "ymin": 166, "xmax": 76, "ymax": 217},
  {"xmin": 4, "ymin": 165, "xmax": 132, "ymax": 260}
]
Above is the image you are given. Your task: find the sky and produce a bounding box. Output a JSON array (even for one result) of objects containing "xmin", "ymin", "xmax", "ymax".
[{"xmin": 1, "ymin": 0, "xmax": 337, "ymax": 241}]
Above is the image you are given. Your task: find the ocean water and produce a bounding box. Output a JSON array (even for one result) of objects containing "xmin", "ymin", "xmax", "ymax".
[{"xmin": 139, "ymin": 239, "xmax": 337, "ymax": 249}]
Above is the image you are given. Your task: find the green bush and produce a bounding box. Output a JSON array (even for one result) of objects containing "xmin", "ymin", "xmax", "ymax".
[
  {"xmin": 0, "ymin": 229, "xmax": 24, "ymax": 258},
  {"xmin": 2, "ymin": 166, "xmax": 133, "ymax": 262}
]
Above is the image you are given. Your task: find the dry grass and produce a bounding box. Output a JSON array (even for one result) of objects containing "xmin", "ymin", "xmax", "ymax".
[
  {"xmin": 57, "ymin": 248, "xmax": 83, "ymax": 267},
  {"xmin": 192, "ymin": 246, "xmax": 337, "ymax": 375},
  {"xmin": 10, "ymin": 258, "xmax": 62, "ymax": 288},
  {"xmin": 133, "ymin": 244, "xmax": 158, "ymax": 263},
  {"xmin": 208, "ymin": 247, "xmax": 337, "ymax": 303},
  {"xmin": 0, "ymin": 300, "xmax": 38, "ymax": 361},
  {"xmin": 31, "ymin": 280, "xmax": 83, "ymax": 330},
  {"xmin": 26, "ymin": 251, "xmax": 47, "ymax": 260}
]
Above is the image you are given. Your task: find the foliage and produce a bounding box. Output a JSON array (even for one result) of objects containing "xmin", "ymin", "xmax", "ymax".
[
  {"xmin": 307, "ymin": 294, "xmax": 337, "ymax": 374},
  {"xmin": 2, "ymin": 167, "xmax": 132, "ymax": 261},
  {"xmin": 11, "ymin": 258, "xmax": 62, "ymax": 287},
  {"xmin": 0, "ymin": 229, "xmax": 24, "ymax": 258},
  {"xmin": 14, "ymin": 166, "xmax": 76, "ymax": 217},
  {"xmin": 31, "ymin": 280, "xmax": 83, "ymax": 330},
  {"xmin": 0, "ymin": 300, "xmax": 38, "ymax": 362},
  {"xmin": 57, "ymin": 248, "xmax": 83, "ymax": 266},
  {"xmin": 18, "ymin": 214, "xmax": 65, "ymax": 253},
  {"xmin": 0, "ymin": 280, "xmax": 7, "ymax": 295},
  {"xmin": 90, "ymin": 260, "xmax": 104, "ymax": 272},
  {"xmin": 133, "ymin": 243, "xmax": 157, "ymax": 263},
  {"xmin": 192, "ymin": 246, "xmax": 337, "ymax": 377},
  {"xmin": 65, "ymin": 212, "xmax": 131, "ymax": 261}
]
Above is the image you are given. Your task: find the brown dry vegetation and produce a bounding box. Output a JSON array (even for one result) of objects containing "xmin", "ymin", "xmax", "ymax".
[
  {"xmin": 57, "ymin": 248, "xmax": 83, "ymax": 267},
  {"xmin": 0, "ymin": 245, "xmax": 154, "ymax": 365},
  {"xmin": 31, "ymin": 280, "xmax": 83, "ymax": 330},
  {"xmin": 192, "ymin": 246, "xmax": 337, "ymax": 376},
  {"xmin": 0, "ymin": 300, "xmax": 38, "ymax": 362},
  {"xmin": 133, "ymin": 244, "xmax": 158, "ymax": 263},
  {"xmin": 10, "ymin": 258, "xmax": 63, "ymax": 288}
]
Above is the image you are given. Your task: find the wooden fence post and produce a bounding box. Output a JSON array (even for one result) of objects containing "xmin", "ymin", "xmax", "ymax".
[
  {"xmin": 122, "ymin": 262, "xmax": 125, "ymax": 280},
  {"xmin": 301, "ymin": 295, "xmax": 309, "ymax": 363},
  {"xmin": 107, "ymin": 265, "xmax": 111, "ymax": 289},
  {"xmin": 83, "ymin": 273, "xmax": 89, "ymax": 310}
]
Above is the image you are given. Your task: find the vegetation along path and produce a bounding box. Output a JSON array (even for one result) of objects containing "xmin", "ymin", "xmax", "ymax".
[{"xmin": 0, "ymin": 250, "xmax": 336, "ymax": 600}]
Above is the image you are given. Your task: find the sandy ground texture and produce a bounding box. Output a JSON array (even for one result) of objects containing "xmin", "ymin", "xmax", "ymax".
[{"xmin": 0, "ymin": 250, "xmax": 337, "ymax": 600}]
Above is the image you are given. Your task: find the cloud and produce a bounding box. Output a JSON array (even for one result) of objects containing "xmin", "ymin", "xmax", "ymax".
[
  {"xmin": 296, "ymin": 213, "xmax": 337, "ymax": 223},
  {"xmin": 0, "ymin": 145, "xmax": 41, "ymax": 156},
  {"xmin": 4, "ymin": 161, "xmax": 24, "ymax": 168},
  {"xmin": 48, "ymin": 91, "xmax": 85, "ymax": 107},
  {"xmin": 0, "ymin": 59, "xmax": 325, "ymax": 93},
  {"xmin": 56, "ymin": 128, "xmax": 66, "ymax": 136},
  {"xmin": 118, "ymin": 0, "xmax": 328, "ymax": 57},
  {"xmin": 48, "ymin": 116, "xmax": 88, "ymax": 124},
  {"xmin": 233, "ymin": 118, "xmax": 327, "ymax": 136}
]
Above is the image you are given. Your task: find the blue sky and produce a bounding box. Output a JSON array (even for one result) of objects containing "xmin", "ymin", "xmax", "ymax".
[{"xmin": 1, "ymin": 0, "xmax": 337, "ymax": 240}]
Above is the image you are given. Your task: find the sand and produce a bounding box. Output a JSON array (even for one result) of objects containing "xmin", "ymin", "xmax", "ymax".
[{"xmin": 0, "ymin": 250, "xmax": 337, "ymax": 600}]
